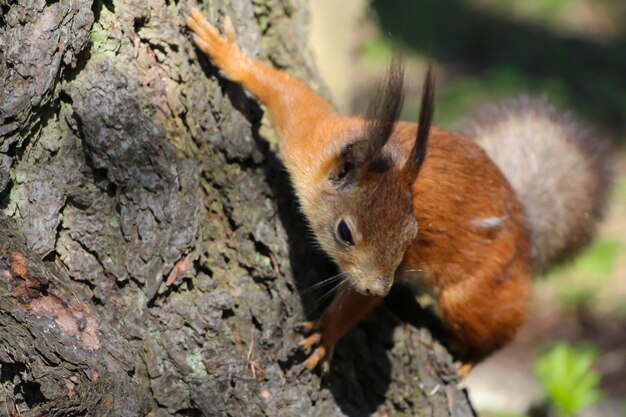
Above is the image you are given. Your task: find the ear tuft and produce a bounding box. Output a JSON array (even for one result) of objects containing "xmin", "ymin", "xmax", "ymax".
[
  {"xmin": 331, "ymin": 56, "xmax": 406, "ymax": 185},
  {"xmin": 404, "ymin": 64, "xmax": 435, "ymax": 180},
  {"xmin": 358, "ymin": 54, "xmax": 405, "ymax": 165}
]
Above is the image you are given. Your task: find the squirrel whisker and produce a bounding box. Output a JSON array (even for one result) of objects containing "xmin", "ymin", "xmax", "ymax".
[
  {"xmin": 301, "ymin": 271, "xmax": 348, "ymax": 295},
  {"xmin": 309, "ymin": 278, "xmax": 349, "ymax": 311}
]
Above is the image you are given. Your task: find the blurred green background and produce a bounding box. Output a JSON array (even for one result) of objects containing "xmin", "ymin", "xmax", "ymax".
[
  {"xmin": 309, "ymin": 0, "xmax": 626, "ymax": 416},
  {"xmin": 369, "ymin": 0, "xmax": 626, "ymax": 129}
]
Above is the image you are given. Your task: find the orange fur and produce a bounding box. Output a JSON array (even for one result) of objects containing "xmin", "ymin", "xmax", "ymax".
[{"xmin": 397, "ymin": 125, "xmax": 532, "ymax": 363}]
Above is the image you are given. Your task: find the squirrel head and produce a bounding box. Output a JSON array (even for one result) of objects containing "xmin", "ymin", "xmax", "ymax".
[{"xmin": 311, "ymin": 60, "xmax": 435, "ymax": 297}]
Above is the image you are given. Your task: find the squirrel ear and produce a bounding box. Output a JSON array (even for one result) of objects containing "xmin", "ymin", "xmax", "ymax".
[
  {"xmin": 330, "ymin": 143, "xmax": 357, "ymax": 183},
  {"xmin": 330, "ymin": 137, "xmax": 390, "ymax": 184},
  {"xmin": 330, "ymin": 139, "xmax": 387, "ymax": 184},
  {"xmin": 403, "ymin": 64, "xmax": 434, "ymax": 181},
  {"xmin": 331, "ymin": 56, "xmax": 405, "ymax": 185},
  {"xmin": 359, "ymin": 54, "xmax": 405, "ymax": 164}
]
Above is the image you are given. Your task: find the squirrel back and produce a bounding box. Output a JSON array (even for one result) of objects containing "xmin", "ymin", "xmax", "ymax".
[{"xmin": 461, "ymin": 97, "xmax": 612, "ymax": 271}]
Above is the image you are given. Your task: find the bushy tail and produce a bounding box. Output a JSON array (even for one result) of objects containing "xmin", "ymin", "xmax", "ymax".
[{"xmin": 461, "ymin": 96, "xmax": 612, "ymax": 271}]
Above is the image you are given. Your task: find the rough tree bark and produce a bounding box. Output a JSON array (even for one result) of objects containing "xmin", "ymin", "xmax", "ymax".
[{"xmin": 0, "ymin": 0, "xmax": 475, "ymax": 415}]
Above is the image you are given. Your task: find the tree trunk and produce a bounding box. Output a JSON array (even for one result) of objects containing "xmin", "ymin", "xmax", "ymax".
[{"xmin": 0, "ymin": 0, "xmax": 475, "ymax": 415}]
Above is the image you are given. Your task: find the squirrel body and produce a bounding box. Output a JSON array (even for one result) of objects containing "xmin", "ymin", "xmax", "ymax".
[{"xmin": 187, "ymin": 10, "xmax": 609, "ymax": 372}]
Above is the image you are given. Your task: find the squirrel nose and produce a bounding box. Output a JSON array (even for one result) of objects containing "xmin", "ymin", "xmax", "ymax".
[{"xmin": 365, "ymin": 280, "xmax": 391, "ymax": 297}]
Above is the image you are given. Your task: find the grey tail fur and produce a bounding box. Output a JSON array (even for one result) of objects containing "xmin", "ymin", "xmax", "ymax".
[{"xmin": 461, "ymin": 96, "xmax": 613, "ymax": 272}]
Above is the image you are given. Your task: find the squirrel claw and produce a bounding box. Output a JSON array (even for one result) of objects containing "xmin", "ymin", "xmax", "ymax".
[
  {"xmin": 187, "ymin": 9, "xmax": 243, "ymax": 78},
  {"xmin": 300, "ymin": 332, "xmax": 321, "ymax": 351},
  {"xmin": 299, "ymin": 320, "xmax": 317, "ymax": 333},
  {"xmin": 187, "ymin": 9, "xmax": 221, "ymax": 45},
  {"xmin": 304, "ymin": 346, "xmax": 328, "ymax": 371},
  {"xmin": 223, "ymin": 15, "xmax": 236, "ymax": 44},
  {"xmin": 297, "ymin": 321, "xmax": 334, "ymax": 372},
  {"xmin": 320, "ymin": 359, "xmax": 330, "ymax": 376},
  {"xmin": 457, "ymin": 362, "xmax": 475, "ymax": 378}
]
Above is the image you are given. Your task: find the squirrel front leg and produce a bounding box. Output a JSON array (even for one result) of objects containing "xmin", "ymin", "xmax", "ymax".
[
  {"xmin": 187, "ymin": 10, "xmax": 335, "ymax": 153},
  {"xmin": 301, "ymin": 285, "xmax": 382, "ymax": 372}
]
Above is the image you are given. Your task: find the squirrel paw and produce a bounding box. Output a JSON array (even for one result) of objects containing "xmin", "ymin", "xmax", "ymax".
[
  {"xmin": 457, "ymin": 362, "xmax": 475, "ymax": 379},
  {"xmin": 187, "ymin": 9, "xmax": 244, "ymax": 79},
  {"xmin": 299, "ymin": 321, "xmax": 334, "ymax": 374}
]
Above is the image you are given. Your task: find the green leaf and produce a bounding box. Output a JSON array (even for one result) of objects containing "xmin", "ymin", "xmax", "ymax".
[
  {"xmin": 534, "ymin": 342, "xmax": 603, "ymax": 416},
  {"xmin": 573, "ymin": 239, "xmax": 622, "ymax": 278}
]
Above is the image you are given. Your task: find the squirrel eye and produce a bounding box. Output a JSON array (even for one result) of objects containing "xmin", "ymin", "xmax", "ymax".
[{"xmin": 336, "ymin": 219, "xmax": 354, "ymax": 246}]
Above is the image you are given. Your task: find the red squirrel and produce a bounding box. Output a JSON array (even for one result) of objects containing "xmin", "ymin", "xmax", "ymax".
[{"xmin": 187, "ymin": 10, "xmax": 611, "ymax": 374}]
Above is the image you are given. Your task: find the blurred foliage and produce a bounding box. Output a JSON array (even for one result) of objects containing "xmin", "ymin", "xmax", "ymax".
[
  {"xmin": 433, "ymin": 69, "xmax": 571, "ymax": 126},
  {"xmin": 488, "ymin": 0, "xmax": 569, "ymax": 18},
  {"xmin": 616, "ymin": 176, "xmax": 626, "ymax": 203},
  {"xmin": 360, "ymin": 37, "xmax": 395, "ymax": 65},
  {"xmin": 485, "ymin": 411, "xmax": 529, "ymax": 417},
  {"xmin": 368, "ymin": 0, "xmax": 626, "ymax": 132},
  {"xmin": 534, "ymin": 342, "xmax": 603, "ymax": 417},
  {"xmin": 572, "ymin": 239, "xmax": 622, "ymax": 278},
  {"xmin": 546, "ymin": 238, "xmax": 622, "ymax": 311}
]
